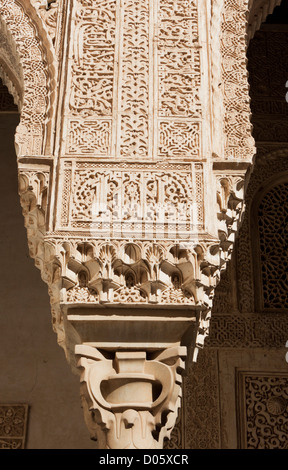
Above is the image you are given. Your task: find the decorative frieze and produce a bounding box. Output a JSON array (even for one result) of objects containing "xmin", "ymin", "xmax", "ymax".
[
  {"xmin": 58, "ymin": 161, "xmax": 205, "ymax": 238},
  {"xmin": 42, "ymin": 238, "xmax": 217, "ymax": 310},
  {"xmin": 206, "ymin": 313, "xmax": 288, "ymax": 348}
]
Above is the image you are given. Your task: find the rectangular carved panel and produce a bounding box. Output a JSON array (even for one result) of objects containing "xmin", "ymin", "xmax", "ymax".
[
  {"xmin": 0, "ymin": 404, "xmax": 29, "ymax": 449},
  {"xmin": 63, "ymin": 0, "xmax": 202, "ymax": 160},
  {"xmin": 58, "ymin": 161, "xmax": 204, "ymax": 238},
  {"xmin": 64, "ymin": 0, "xmax": 118, "ymax": 157},
  {"xmin": 67, "ymin": 120, "xmax": 112, "ymax": 156},
  {"xmin": 237, "ymin": 372, "xmax": 288, "ymax": 449},
  {"xmin": 157, "ymin": 0, "xmax": 201, "ymax": 159}
]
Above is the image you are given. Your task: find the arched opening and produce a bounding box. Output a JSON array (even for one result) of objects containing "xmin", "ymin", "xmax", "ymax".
[
  {"xmin": 0, "ymin": 26, "xmax": 95, "ymax": 453},
  {"xmin": 253, "ymin": 179, "xmax": 288, "ymax": 311},
  {"xmin": 247, "ymin": 0, "xmax": 288, "ymax": 158},
  {"xmin": 208, "ymin": 1, "xmax": 288, "ymax": 450},
  {"xmin": 246, "ymin": 0, "xmax": 288, "ymax": 313}
]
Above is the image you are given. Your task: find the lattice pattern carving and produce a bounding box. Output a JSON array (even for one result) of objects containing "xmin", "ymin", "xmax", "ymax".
[
  {"xmin": 67, "ymin": 120, "xmax": 112, "ymax": 155},
  {"xmin": 236, "ymin": 150, "xmax": 288, "ymax": 313},
  {"xmin": 206, "ymin": 312, "xmax": 288, "ymax": 348},
  {"xmin": 258, "ymin": 182, "xmax": 288, "ymax": 310}
]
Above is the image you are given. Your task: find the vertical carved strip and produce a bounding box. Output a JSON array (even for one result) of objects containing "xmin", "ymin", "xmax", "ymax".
[
  {"xmin": 0, "ymin": 0, "xmax": 50, "ymax": 156},
  {"xmin": 184, "ymin": 349, "xmax": 221, "ymax": 449},
  {"xmin": 60, "ymin": 161, "xmax": 72, "ymax": 226},
  {"xmin": 211, "ymin": 0, "xmax": 224, "ymax": 158},
  {"xmin": 119, "ymin": 0, "xmax": 151, "ymax": 158},
  {"xmin": 221, "ymin": 0, "xmax": 255, "ymax": 161},
  {"xmin": 66, "ymin": 0, "xmax": 118, "ymax": 156},
  {"xmin": 157, "ymin": 0, "xmax": 201, "ymax": 159},
  {"xmin": 194, "ymin": 163, "xmax": 204, "ymax": 228}
]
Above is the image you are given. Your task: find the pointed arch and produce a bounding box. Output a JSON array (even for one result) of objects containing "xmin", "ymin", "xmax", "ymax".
[{"xmin": 0, "ymin": 0, "xmax": 57, "ymax": 156}]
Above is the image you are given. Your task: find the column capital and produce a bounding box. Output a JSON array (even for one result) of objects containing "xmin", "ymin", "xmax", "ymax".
[{"xmin": 76, "ymin": 345, "xmax": 186, "ymax": 449}]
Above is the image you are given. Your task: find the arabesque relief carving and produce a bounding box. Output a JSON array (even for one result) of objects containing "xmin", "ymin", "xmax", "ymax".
[
  {"xmin": 0, "ymin": 0, "xmax": 259, "ymax": 448},
  {"xmin": 237, "ymin": 372, "xmax": 288, "ymax": 449}
]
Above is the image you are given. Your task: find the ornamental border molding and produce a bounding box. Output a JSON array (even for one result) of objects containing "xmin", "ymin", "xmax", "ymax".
[
  {"xmin": 206, "ymin": 312, "xmax": 288, "ymax": 349},
  {"xmin": 0, "ymin": 0, "xmax": 57, "ymax": 156}
]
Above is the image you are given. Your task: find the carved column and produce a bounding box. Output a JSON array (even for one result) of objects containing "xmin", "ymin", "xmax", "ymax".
[{"xmin": 0, "ymin": 0, "xmax": 256, "ymax": 448}]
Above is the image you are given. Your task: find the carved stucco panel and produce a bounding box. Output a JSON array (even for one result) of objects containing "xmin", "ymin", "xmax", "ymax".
[
  {"xmin": 221, "ymin": 0, "xmax": 255, "ymax": 161},
  {"xmin": 237, "ymin": 372, "xmax": 288, "ymax": 449},
  {"xmin": 184, "ymin": 349, "xmax": 221, "ymax": 449},
  {"xmin": 0, "ymin": 404, "xmax": 29, "ymax": 449},
  {"xmin": 57, "ymin": 161, "xmax": 205, "ymax": 237},
  {"xmin": 61, "ymin": 0, "xmax": 203, "ymax": 161}
]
